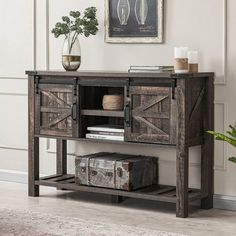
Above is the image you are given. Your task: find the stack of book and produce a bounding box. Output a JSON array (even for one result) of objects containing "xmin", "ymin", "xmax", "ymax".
[
  {"xmin": 128, "ymin": 65, "xmax": 174, "ymax": 73},
  {"xmin": 85, "ymin": 125, "xmax": 124, "ymax": 141}
]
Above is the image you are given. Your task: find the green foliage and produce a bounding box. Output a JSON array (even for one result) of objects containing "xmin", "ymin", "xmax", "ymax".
[
  {"xmin": 51, "ymin": 7, "xmax": 98, "ymax": 38},
  {"xmin": 229, "ymin": 157, "xmax": 236, "ymax": 163},
  {"xmin": 207, "ymin": 125, "xmax": 236, "ymax": 164}
]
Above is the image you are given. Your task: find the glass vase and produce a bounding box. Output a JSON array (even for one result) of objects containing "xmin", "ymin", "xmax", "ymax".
[{"xmin": 62, "ymin": 35, "xmax": 81, "ymax": 71}]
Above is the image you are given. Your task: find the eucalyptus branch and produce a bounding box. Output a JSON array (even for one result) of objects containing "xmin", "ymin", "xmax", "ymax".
[
  {"xmin": 70, "ymin": 32, "xmax": 78, "ymax": 53},
  {"xmin": 51, "ymin": 7, "xmax": 98, "ymax": 46}
]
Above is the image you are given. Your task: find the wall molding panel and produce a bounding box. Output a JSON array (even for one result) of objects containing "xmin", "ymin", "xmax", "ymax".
[
  {"xmin": 214, "ymin": 101, "xmax": 228, "ymax": 171},
  {"xmin": 33, "ymin": 0, "xmax": 36, "ymax": 70},
  {"xmin": 46, "ymin": 0, "xmax": 50, "ymax": 70},
  {"xmin": 0, "ymin": 93, "xmax": 27, "ymax": 97},
  {"xmin": 46, "ymin": 139, "xmax": 77, "ymax": 156},
  {"xmin": 0, "ymin": 92, "xmax": 27, "ymax": 151},
  {"xmin": 0, "ymin": 145, "xmax": 27, "ymax": 152},
  {"xmin": 0, "ymin": 0, "xmax": 36, "ymax": 79},
  {"xmin": 0, "ymin": 77, "xmax": 27, "ymax": 80},
  {"xmin": 159, "ymin": 159, "xmax": 200, "ymax": 168},
  {"xmin": 215, "ymin": 0, "xmax": 228, "ymax": 85}
]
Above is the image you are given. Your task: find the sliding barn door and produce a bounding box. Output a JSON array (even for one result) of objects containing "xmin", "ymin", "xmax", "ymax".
[
  {"xmin": 125, "ymin": 86, "xmax": 176, "ymax": 144},
  {"xmin": 35, "ymin": 83, "xmax": 79, "ymax": 137}
]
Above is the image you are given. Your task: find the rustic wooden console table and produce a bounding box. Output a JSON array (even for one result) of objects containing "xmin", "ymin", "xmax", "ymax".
[{"xmin": 26, "ymin": 70, "xmax": 214, "ymax": 218}]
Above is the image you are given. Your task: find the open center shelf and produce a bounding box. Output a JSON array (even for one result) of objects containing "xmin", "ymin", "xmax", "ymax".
[{"xmin": 35, "ymin": 174, "xmax": 203, "ymax": 203}]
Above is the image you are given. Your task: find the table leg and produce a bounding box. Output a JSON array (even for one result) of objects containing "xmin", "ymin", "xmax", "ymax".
[
  {"xmin": 28, "ymin": 136, "xmax": 39, "ymax": 196},
  {"xmin": 56, "ymin": 139, "xmax": 67, "ymax": 175},
  {"xmin": 201, "ymin": 77, "xmax": 214, "ymax": 209},
  {"xmin": 28, "ymin": 76, "xmax": 39, "ymax": 197},
  {"xmin": 56, "ymin": 139, "xmax": 67, "ymax": 190},
  {"xmin": 176, "ymin": 78, "xmax": 189, "ymax": 218},
  {"xmin": 111, "ymin": 195, "xmax": 124, "ymax": 204}
]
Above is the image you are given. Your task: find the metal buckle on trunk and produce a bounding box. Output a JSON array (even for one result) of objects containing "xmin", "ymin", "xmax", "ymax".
[{"xmin": 117, "ymin": 167, "xmax": 123, "ymax": 178}]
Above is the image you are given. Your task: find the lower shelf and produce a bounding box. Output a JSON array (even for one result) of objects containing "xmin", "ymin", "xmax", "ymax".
[{"xmin": 35, "ymin": 174, "xmax": 203, "ymax": 203}]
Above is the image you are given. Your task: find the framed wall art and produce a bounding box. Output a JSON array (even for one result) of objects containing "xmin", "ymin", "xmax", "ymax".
[{"xmin": 105, "ymin": 0, "xmax": 164, "ymax": 43}]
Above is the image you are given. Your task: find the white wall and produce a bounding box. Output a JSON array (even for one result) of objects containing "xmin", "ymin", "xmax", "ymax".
[{"xmin": 0, "ymin": 0, "xmax": 235, "ymax": 196}]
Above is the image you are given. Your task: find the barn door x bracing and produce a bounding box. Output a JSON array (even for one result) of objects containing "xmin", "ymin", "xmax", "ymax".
[
  {"xmin": 35, "ymin": 83, "xmax": 79, "ymax": 137},
  {"xmin": 125, "ymin": 86, "xmax": 176, "ymax": 144}
]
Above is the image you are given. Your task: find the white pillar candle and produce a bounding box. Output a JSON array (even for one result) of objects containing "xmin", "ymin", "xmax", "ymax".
[
  {"xmin": 188, "ymin": 51, "xmax": 199, "ymax": 64},
  {"xmin": 188, "ymin": 51, "xmax": 199, "ymax": 72},
  {"xmin": 174, "ymin": 47, "xmax": 189, "ymax": 73},
  {"xmin": 174, "ymin": 47, "xmax": 188, "ymax": 59}
]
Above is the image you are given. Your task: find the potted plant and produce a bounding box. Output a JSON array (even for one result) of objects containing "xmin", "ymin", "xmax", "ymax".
[
  {"xmin": 51, "ymin": 7, "xmax": 98, "ymax": 71},
  {"xmin": 208, "ymin": 125, "xmax": 236, "ymax": 163}
]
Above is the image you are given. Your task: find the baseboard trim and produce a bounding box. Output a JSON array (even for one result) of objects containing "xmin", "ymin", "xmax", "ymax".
[
  {"xmin": 214, "ymin": 194, "xmax": 236, "ymax": 211},
  {"xmin": 1, "ymin": 170, "xmax": 236, "ymax": 211},
  {"xmin": 0, "ymin": 169, "xmax": 27, "ymax": 184}
]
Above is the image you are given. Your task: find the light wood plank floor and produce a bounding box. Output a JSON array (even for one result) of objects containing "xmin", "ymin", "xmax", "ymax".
[{"xmin": 0, "ymin": 181, "xmax": 236, "ymax": 236}]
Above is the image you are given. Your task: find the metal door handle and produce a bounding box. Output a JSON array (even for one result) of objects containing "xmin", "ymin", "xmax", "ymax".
[
  {"xmin": 124, "ymin": 103, "xmax": 130, "ymax": 127},
  {"xmin": 71, "ymin": 102, "xmax": 77, "ymax": 121}
]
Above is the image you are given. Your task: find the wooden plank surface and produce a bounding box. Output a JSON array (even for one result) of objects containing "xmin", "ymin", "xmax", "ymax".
[
  {"xmin": 35, "ymin": 175, "xmax": 203, "ymax": 203},
  {"xmin": 26, "ymin": 70, "xmax": 214, "ymax": 79},
  {"xmin": 40, "ymin": 174, "xmax": 63, "ymax": 180},
  {"xmin": 201, "ymin": 76, "xmax": 214, "ymax": 209},
  {"xmin": 34, "ymin": 134, "xmax": 176, "ymax": 148},
  {"xmin": 41, "ymin": 107, "xmax": 71, "ymax": 113},
  {"xmin": 81, "ymin": 109, "xmax": 124, "ymax": 117},
  {"xmin": 176, "ymin": 78, "xmax": 189, "ymax": 218},
  {"xmin": 28, "ymin": 76, "xmax": 39, "ymax": 197},
  {"xmin": 35, "ymin": 181, "xmax": 177, "ymax": 203}
]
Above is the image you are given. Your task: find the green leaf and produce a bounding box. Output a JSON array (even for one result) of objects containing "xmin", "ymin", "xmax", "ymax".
[
  {"xmin": 227, "ymin": 125, "xmax": 236, "ymax": 138},
  {"xmin": 62, "ymin": 16, "xmax": 70, "ymax": 24},
  {"xmin": 229, "ymin": 157, "xmax": 236, "ymax": 164},
  {"xmin": 207, "ymin": 130, "xmax": 236, "ymax": 147},
  {"xmin": 208, "ymin": 126, "xmax": 236, "ymax": 165}
]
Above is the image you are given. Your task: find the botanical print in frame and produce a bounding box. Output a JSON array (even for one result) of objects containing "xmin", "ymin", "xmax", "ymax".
[{"xmin": 105, "ymin": 0, "xmax": 163, "ymax": 43}]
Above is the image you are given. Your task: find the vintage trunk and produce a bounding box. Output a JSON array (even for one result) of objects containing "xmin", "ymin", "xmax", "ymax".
[{"xmin": 75, "ymin": 152, "xmax": 158, "ymax": 191}]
